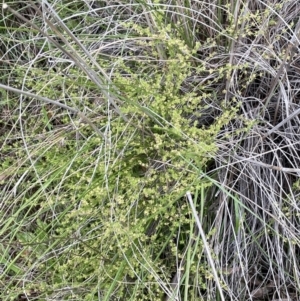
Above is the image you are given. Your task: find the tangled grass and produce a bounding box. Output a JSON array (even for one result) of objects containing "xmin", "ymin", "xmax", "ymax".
[{"xmin": 1, "ymin": 0, "xmax": 300, "ymax": 300}]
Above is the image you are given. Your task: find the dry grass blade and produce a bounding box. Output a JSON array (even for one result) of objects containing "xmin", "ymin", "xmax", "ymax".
[{"xmin": 186, "ymin": 191, "xmax": 225, "ymax": 301}]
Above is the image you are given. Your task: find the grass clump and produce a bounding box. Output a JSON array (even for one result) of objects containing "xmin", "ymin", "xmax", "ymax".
[{"xmin": 1, "ymin": 1, "xmax": 300, "ymax": 301}]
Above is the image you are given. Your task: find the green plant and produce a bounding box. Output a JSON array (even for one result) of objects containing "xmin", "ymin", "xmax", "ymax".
[{"xmin": 2, "ymin": 1, "xmax": 300, "ymax": 301}]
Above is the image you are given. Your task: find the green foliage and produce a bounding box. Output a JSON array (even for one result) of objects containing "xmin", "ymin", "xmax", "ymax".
[
  {"xmin": 0, "ymin": 1, "xmax": 266, "ymax": 300},
  {"xmin": 0, "ymin": 19, "xmax": 237, "ymax": 299}
]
